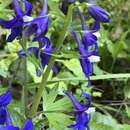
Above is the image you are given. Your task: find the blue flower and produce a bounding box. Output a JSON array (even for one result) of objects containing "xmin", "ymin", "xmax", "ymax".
[
  {"xmin": 18, "ymin": 37, "xmax": 57, "ymax": 76},
  {"xmin": 0, "ymin": 0, "xmax": 32, "ymax": 42},
  {"xmin": 78, "ymin": 9, "xmax": 99, "ymax": 51},
  {"xmin": 88, "ymin": 5, "xmax": 110, "ymax": 23},
  {"xmin": 73, "ymin": 32, "xmax": 99, "ymax": 81},
  {"xmin": 0, "ymin": 118, "xmax": 34, "ymax": 130},
  {"xmin": 72, "ymin": 10, "xmax": 101, "ymax": 81},
  {"xmin": 61, "ymin": 0, "xmax": 76, "ymax": 15},
  {"xmin": 24, "ymin": 0, "xmax": 50, "ymax": 39},
  {"xmin": 65, "ymin": 92, "xmax": 94, "ymax": 130},
  {"xmin": 0, "ymin": 90, "xmax": 12, "ymax": 125},
  {"xmin": 0, "ymin": 0, "xmax": 50, "ymax": 42}
]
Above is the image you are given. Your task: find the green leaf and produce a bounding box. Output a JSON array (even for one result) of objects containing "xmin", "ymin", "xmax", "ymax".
[
  {"xmin": 91, "ymin": 122, "xmax": 114, "ymax": 130},
  {"xmin": 46, "ymin": 113, "xmax": 71, "ymax": 130},
  {"xmin": 61, "ymin": 59, "xmax": 85, "ymax": 78},
  {"xmin": 107, "ymin": 39, "xmax": 127, "ymax": 59},
  {"xmin": 91, "ymin": 112, "xmax": 121, "ymax": 130},
  {"xmin": 0, "ymin": 54, "xmax": 17, "ymax": 77},
  {"xmin": 125, "ymin": 105, "xmax": 130, "ymax": 118},
  {"xmin": 42, "ymin": 87, "xmax": 72, "ymax": 129},
  {"xmin": 93, "ymin": 64, "xmax": 104, "ymax": 75},
  {"xmin": 121, "ymin": 124, "xmax": 130, "ymax": 130},
  {"xmin": 124, "ymin": 85, "xmax": 130, "ymax": 99}
]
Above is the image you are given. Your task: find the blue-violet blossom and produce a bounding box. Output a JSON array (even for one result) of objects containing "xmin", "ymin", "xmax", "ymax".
[
  {"xmin": 0, "ymin": 90, "xmax": 12, "ymax": 126},
  {"xmin": 18, "ymin": 37, "xmax": 57, "ymax": 76},
  {"xmin": 88, "ymin": 0, "xmax": 110, "ymax": 23},
  {"xmin": 65, "ymin": 92, "xmax": 95, "ymax": 130},
  {"xmin": 0, "ymin": 0, "xmax": 50, "ymax": 42},
  {"xmin": 0, "ymin": 118, "xmax": 34, "ymax": 130},
  {"xmin": 72, "ymin": 10, "xmax": 100, "ymax": 81},
  {"xmin": 73, "ymin": 32, "xmax": 100, "ymax": 81}
]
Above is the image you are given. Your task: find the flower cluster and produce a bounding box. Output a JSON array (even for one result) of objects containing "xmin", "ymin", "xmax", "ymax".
[
  {"xmin": 63, "ymin": 0, "xmax": 110, "ymax": 130},
  {"xmin": 0, "ymin": 90, "xmax": 34, "ymax": 130},
  {"xmin": 73, "ymin": 2, "xmax": 110, "ymax": 83},
  {"xmin": 0, "ymin": 0, "xmax": 53, "ymax": 76},
  {"xmin": 65, "ymin": 91, "xmax": 95, "ymax": 130}
]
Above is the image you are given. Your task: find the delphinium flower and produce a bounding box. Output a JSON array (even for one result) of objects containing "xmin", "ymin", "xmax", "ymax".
[
  {"xmin": 61, "ymin": 0, "xmax": 76, "ymax": 15},
  {"xmin": 65, "ymin": 92, "xmax": 95, "ymax": 130},
  {"xmin": 88, "ymin": 0, "xmax": 110, "ymax": 23},
  {"xmin": 0, "ymin": 0, "xmax": 49, "ymax": 42},
  {"xmin": 0, "ymin": 0, "xmax": 32, "ymax": 42},
  {"xmin": 24, "ymin": 0, "xmax": 50, "ymax": 41},
  {"xmin": 18, "ymin": 37, "xmax": 57, "ymax": 76},
  {"xmin": 73, "ymin": 31, "xmax": 100, "ymax": 83},
  {"xmin": 72, "ymin": 9, "xmax": 101, "ymax": 82},
  {"xmin": 0, "ymin": 118, "xmax": 34, "ymax": 130},
  {"xmin": 0, "ymin": 90, "xmax": 12, "ymax": 126}
]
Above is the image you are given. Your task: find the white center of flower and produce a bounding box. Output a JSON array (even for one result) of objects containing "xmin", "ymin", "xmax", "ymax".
[
  {"xmin": 23, "ymin": 15, "xmax": 34, "ymax": 22},
  {"xmin": 93, "ymin": 32, "xmax": 100, "ymax": 38},
  {"xmin": 85, "ymin": 107, "xmax": 96, "ymax": 114},
  {"xmin": 88, "ymin": 55, "xmax": 100, "ymax": 63},
  {"xmin": 86, "ymin": 3, "xmax": 96, "ymax": 7}
]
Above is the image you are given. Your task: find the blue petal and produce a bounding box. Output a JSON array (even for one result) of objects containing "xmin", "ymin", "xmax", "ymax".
[
  {"xmin": 18, "ymin": 47, "xmax": 39, "ymax": 58},
  {"xmin": 68, "ymin": 112, "xmax": 91, "ymax": 130},
  {"xmin": 0, "ymin": 107, "xmax": 6, "ymax": 125},
  {"xmin": 83, "ymin": 113, "xmax": 91, "ymax": 128},
  {"xmin": 65, "ymin": 0, "xmax": 76, "ymax": 3},
  {"xmin": 0, "ymin": 18, "xmax": 16, "ymax": 29},
  {"xmin": 23, "ymin": 0, "xmax": 33, "ymax": 16},
  {"xmin": 41, "ymin": 45, "xmax": 53, "ymax": 68},
  {"xmin": 68, "ymin": 113, "xmax": 85, "ymax": 130},
  {"xmin": 23, "ymin": 119, "xmax": 34, "ymax": 130},
  {"xmin": 25, "ymin": 16, "xmax": 50, "ymax": 37},
  {"xmin": 0, "ymin": 90, "xmax": 12, "ymax": 107},
  {"xmin": 13, "ymin": 0, "xmax": 24, "ymax": 17},
  {"xmin": 0, "ymin": 16, "xmax": 23, "ymax": 42},
  {"xmin": 0, "ymin": 126, "xmax": 19, "ymax": 130},
  {"xmin": 82, "ymin": 32, "xmax": 97, "ymax": 46},
  {"xmin": 40, "ymin": 0, "xmax": 48, "ymax": 16},
  {"xmin": 78, "ymin": 9, "xmax": 88, "ymax": 30},
  {"xmin": 0, "ymin": 107, "xmax": 13, "ymax": 125},
  {"xmin": 35, "ymin": 36, "xmax": 51, "ymax": 48},
  {"xmin": 88, "ymin": 5, "xmax": 110, "ymax": 23},
  {"xmin": 5, "ymin": 108, "xmax": 13, "ymax": 126},
  {"xmin": 80, "ymin": 59, "xmax": 93, "ymax": 80},
  {"xmin": 7, "ymin": 26, "xmax": 23, "ymax": 42},
  {"xmin": 52, "ymin": 65, "xmax": 58, "ymax": 74},
  {"xmin": 72, "ymin": 32, "xmax": 84, "ymax": 48},
  {"xmin": 92, "ymin": 21, "xmax": 100, "ymax": 31},
  {"xmin": 65, "ymin": 92, "xmax": 83, "ymax": 110},
  {"xmin": 81, "ymin": 93, "xmax": 92, "ymax": 107}
]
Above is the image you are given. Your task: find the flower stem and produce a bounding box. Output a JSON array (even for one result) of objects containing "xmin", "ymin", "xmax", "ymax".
[
  {"xmin": 30, "ymin": 5, "xmax": 73, "ymax": 117},
  {"xmin": 20, "ymin": 34, "xmax": 28, "ymax": 115}
]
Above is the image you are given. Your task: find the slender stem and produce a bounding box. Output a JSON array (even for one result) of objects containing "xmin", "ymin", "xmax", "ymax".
[
  {"xmin": 20, "ymin": 33, "xmax": 28, "ymax": 115},
  {"xmin": 27, "ymin": 73, "xmax": 130, "ymax": 89},
  {"xmin": 30, "ymin": 5, "xmax": 73, "ymax": 117},
  {"xmin": 110, "ymin": 58, "xmax": 116, "ymax": 73}
]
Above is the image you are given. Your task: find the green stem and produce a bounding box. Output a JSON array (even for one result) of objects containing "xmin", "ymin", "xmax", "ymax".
[
  {"xmin": 27, "ymin": 73, "xmax": 130, "ymax": 89},
  {"xmin": 110, "ymin": 58, "xmax": 116, "ymax": 73},
  {"xmin": 30, "ymin": 5, "xmax": 73, "ymax": 117},
  {"xmin": 20, "ymin": 34, "xmax": 28, "ymax": 115}
]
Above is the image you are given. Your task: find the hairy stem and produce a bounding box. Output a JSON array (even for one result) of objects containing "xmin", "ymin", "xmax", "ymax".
[{"xmin": 30, "ymin": 5, "xmax": 73, "ymax": 117}]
